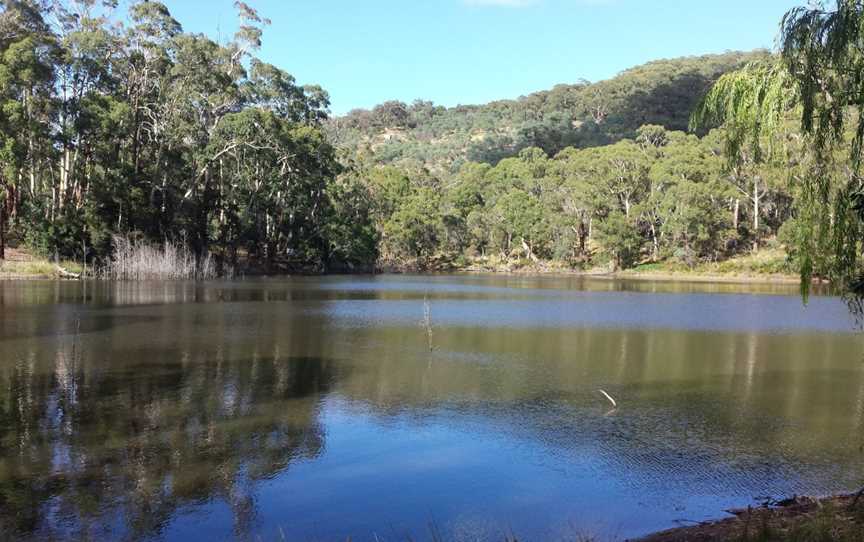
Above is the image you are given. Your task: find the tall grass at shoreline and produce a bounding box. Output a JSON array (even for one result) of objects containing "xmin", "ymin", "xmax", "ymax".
[{"xmin": 101, "ymin": 235, "xmax": 215, "ymax": 280}]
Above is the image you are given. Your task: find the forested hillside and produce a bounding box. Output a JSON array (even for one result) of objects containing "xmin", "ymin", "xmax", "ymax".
[
  {"xmin": 328, "ymin": 50, "xmax": 820, "ymax": 276},
  {"xmin": 0, "ymin": 1, "xmax": 827, "ymax": 278},
  {"xmin": 337, "ymin": 124, "xmax": 813, "ymax": 274},
  {"xmin": 327, "ymin": 51, "xmax": 769, "ymax": 175}
]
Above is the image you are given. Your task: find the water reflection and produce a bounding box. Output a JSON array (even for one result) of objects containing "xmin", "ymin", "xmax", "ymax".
[
  {"xmin": 0, "ymin": 274, "xmax": 831, "ymax": 308},
  {"xmin": 0, "ymin": 303, "xmax": 338, "ymax": 539},
  {"xmin": 0, "ymin": 277, "xmax": 861, "ymax": 540}
]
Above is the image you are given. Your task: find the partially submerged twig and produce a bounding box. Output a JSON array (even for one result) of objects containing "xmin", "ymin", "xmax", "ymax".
[
  {"xmin": 71, "ymin": 316, "xmax": 81, "ymax": 364},
  {"xmin": 422, "ymin": 294, "xmax": 434, "ymax": 352}
]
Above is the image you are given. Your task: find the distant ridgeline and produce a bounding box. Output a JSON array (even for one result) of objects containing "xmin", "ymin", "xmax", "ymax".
[{"xmin": 327, "ymin": 51, "xmax": 769, "ymax": 174}]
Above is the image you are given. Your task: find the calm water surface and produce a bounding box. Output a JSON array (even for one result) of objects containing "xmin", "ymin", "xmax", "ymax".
[{"xmin": 0, "ymin": 275, "xmax": 862, "ymax": 541}]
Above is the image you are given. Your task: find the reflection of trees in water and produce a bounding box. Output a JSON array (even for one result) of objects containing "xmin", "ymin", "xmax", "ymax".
[
  {"xmin": 0, "ymin": 280, "xmax": 393, "ymax": 309},
  {"xmin": 333, "ymin": 324, "xmax": 864, "ymax": 471},
  {"xmin": 0, "ymin": 278, "xmax": 828, "ymax": 309},
  {"xmin": 0, "ymin": 343, "xmax": 335, "ymax": 540}
]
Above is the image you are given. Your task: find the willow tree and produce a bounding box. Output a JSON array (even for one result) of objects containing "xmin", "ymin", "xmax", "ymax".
[{"xmin": 692, "ymin": 0, "xmax": 864, "ymax": 301}]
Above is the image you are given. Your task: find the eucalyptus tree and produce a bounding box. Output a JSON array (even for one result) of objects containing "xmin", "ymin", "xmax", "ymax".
[
  {"xmin": 634, "ymin": 125, "xmax": 671, "ymax": 259},
  {"xmin": 381, "ymin": 187, "xmax": 444, "ymax": 263},
  {"xmin": 490, "ymin": 189, "xmax": 549, "ymax": 261},
  {"xmin": 51, "ymin": 0, "xmax": 123, "ymax": 217},
  {"xmin": 644, "ymin": 130, "xmax": 737, "ymax": 256},
  {"xmin": 121, "ymin": 0, "xmax": 181, "ymax": 227},
  {"xmin": 596, "ymin": 140, "xmax": 651, "ymax": 220},
  {"xmin": 0, "ymin": 0, "xmax": 56, "ymax": 258},
  {"xmin": 561, "ymin": 141, "xmax": 651, "ymax": 264},
  {"xmin": 324, "ymin": 171, "xmax": 378, "ymax": 270},
  {"xmin": 552, "ymin": 147, "xmax": 604, "ymax": 259},
  {"xmin": 208, "ymin": 109, "xmax": 339, "ymax": 269},
  {"xmin": 594, "ymin": 210, "xmax": 643, "ymax": 270},
  {"xmin": 659, "ymin": 179, "xmax": 732, "ymax": 264}
]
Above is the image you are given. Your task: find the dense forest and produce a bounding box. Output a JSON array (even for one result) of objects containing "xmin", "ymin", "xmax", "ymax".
[
  {"xmin": 325, "ymin": 47, "xmax": 816, "ymax": 275},
  {"xmin": 0, "ymin": 0, "xmax": 849, "ymax": 278},
  {"xmin": 0, "ymin": 0, "xmax": 344, "ymax": 274}
]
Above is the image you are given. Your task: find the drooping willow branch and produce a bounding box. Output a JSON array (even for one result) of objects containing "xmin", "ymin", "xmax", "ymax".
[{"xmin": 690, "ymin": 1, "xmax": 864, "ymax": 304}]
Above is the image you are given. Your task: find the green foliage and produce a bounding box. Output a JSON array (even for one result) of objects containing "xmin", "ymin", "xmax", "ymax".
[
  {"xmin": 594, "ymin": 211, "xmax": 644, "ymax": 270},
  {"xmin": 382, "ymin": 187, "xmax": 444, "ymax": 263},
  {"xmin": 325, "ymin": 175, "xmax": 379, "ymax": 270},
  {"xmin": 781, "ymin": 1, "xmax": 864, "ymax": 165},
  {"xmin": 690, "ymin": 60, "xmax": 797, "ymax": 164},
  {"xmin": 329, "ymin": 51, "xmax": 766, "ymax": 176},
  {"xmin": 659, "ymin": 181, "xmax": 719, "ymax": 261},
  {"xmin": 338, "ymin": 122, "xmax": 791, "ymax": 273}
]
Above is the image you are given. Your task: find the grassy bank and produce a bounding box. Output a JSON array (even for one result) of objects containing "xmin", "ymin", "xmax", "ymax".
[
  {"xmin": 1, "ymin": 236, "xmax": 214, "ymax": 281},
  {"xmin": 450, "ymin": 249, "xmax": 801, "ymax": 284},
  {"xmin": 619, "ymin": 249, "xmax": 800, "ymax": 283},
  {"xmin": 0, "ymin": 248, "xmax": 84, "ymax": 280}
]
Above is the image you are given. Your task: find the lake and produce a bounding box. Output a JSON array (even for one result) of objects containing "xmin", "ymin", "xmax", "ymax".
[{"xmin": 0, "ymin": 275, "xmax": 862, "ymax": 541}]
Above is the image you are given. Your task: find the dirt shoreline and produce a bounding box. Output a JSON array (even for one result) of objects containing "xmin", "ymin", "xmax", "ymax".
[
  {"xmin": 0, "ymin": 267, "xmax": 804, "ymax": 285},
  {"xmin": 632, "ymin": 492, "xmax": 864, "ymax": 541}
]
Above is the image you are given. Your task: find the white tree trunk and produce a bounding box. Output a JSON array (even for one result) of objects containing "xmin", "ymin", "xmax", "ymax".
[{"xmin": 733, "ymin": 198, "xmax": 739, "ymax": 231}]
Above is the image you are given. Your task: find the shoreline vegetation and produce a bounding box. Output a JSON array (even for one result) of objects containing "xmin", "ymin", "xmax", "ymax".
[
  {"xmin": 0, "ymin": 245, "xmax": 804, "ymax": 285},
  {"xmin": 0, "ymin": 248, "xmax": 82, "ymax": 280}
]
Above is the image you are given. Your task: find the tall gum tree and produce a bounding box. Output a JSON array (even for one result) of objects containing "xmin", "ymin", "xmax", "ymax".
[{"xmin": 0, "ymin": 0, "xmax": 56, "ymax": 259}]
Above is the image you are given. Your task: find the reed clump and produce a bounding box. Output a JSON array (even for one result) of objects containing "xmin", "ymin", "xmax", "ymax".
[{"xmin": 102, "ymin": 235, "xmax": 215, "ymax": 280}]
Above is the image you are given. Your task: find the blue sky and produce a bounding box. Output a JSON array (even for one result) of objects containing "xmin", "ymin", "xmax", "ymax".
[{"xmin": 163, "ymin": 0, "xmax": 801, "ymax": 114}]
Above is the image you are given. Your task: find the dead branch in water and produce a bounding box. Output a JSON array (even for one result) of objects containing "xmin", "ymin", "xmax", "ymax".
[
  {"xmin": 598, "ymin": 389, "xmax": 617, "ymax": 408},
  {"xmin": 422, "ymin": 294, "xmax": 434, "ymax": 352}
]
